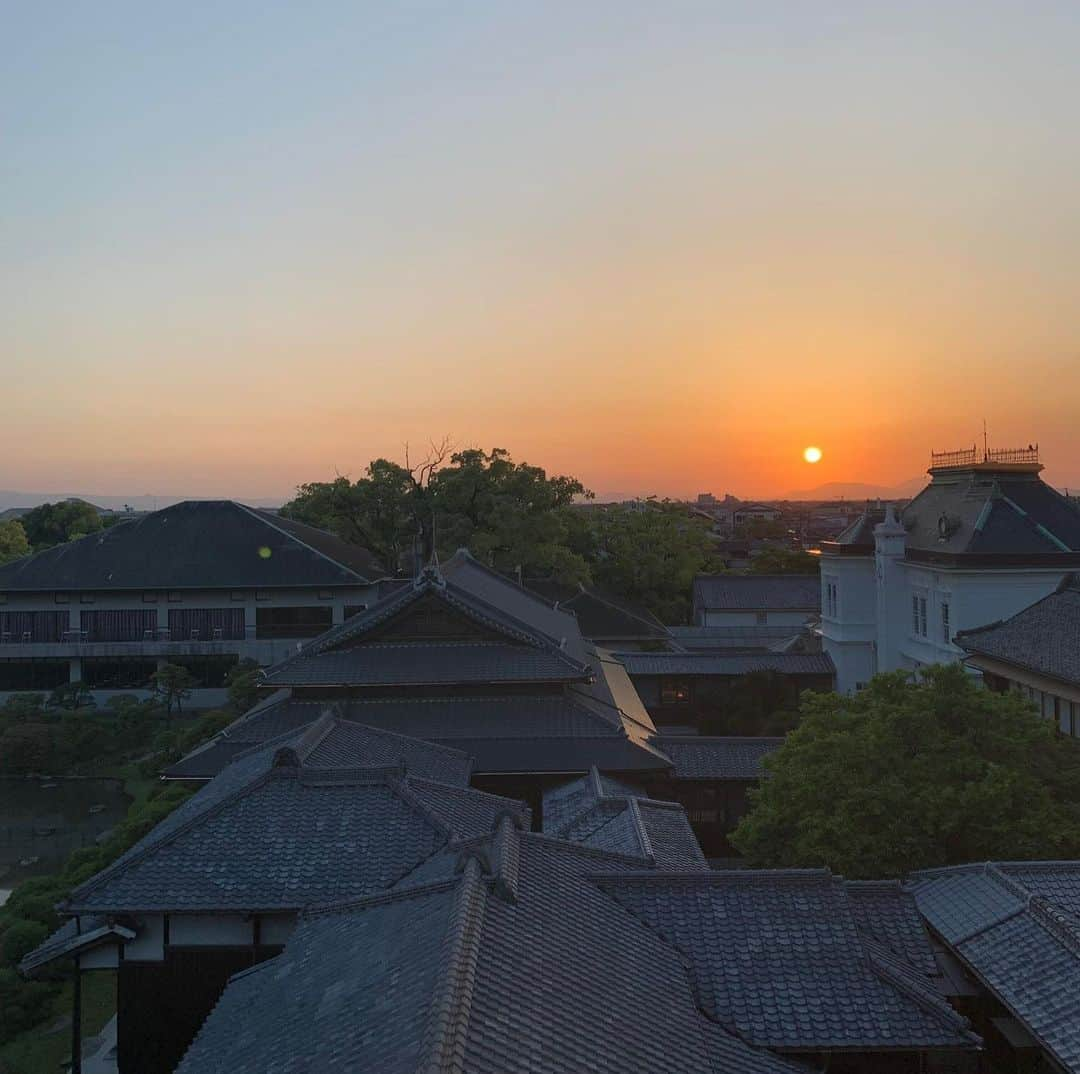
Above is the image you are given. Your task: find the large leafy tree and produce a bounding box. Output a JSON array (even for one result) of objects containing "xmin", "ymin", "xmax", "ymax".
[
  {"xmin": 731, "ymin": 665, "xmax": 1080, "ymax": 878},
  {"xmin": 588, "ymin": 501, "xmax": 713, "ymax": 622},
  {"xmin": 20, "ymin": 500, "xmax": 103, "ymax": 550},
  {"xmin": 281, "ymin": 446, "xmax": 592, "ymax": 581},
  {"xmin": 0, "ymin": 519, "xmax": 30, "ymax": 563}
]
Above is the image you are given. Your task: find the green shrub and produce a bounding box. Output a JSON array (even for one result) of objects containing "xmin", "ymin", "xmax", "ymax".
[{"xmin": 2, "ymin": 921, "xmax": 49, "ymax": 966}]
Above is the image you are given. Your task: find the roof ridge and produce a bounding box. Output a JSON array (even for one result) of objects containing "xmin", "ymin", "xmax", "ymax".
[
  {"xmin": 233, "ymin": 502, "xmax": 374, "ymax": 582},
  {"xmin": 589, "ymin": 867, "xmax": 835, "ymax": 884},
  {"xmin": 519, "ymin": 831, "xmax": 660, "ymax": 868},
  {"xmin": 626, "ymin": 797, "xmax": 656, "ymax": 865},
  {"xmin": 404, "ymin": 776, "xmax": 528, "ymax": 815},
  {"xmin": 490, "ymin": 815, "xmax": 521, "ymax": 903},
  {"xmin": 388, "ymin": 776, "xmax": 458, "ymax": 843},
  {"xmin": 864, "ymin": 940, "xmax": 977, "ymax": 1039},
  {"xmin": 1028, "ymin": 897, "xmax": 1080, "ymax": 958},
  {"xmin": 416, "ymin": 857, "xmax": 487, "ymax": 1074}
]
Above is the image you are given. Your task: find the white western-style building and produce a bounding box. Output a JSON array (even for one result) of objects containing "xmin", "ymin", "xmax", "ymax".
[{"xmin": 820, "ymin": 446, "xmax": 1080, "ymax": 694}]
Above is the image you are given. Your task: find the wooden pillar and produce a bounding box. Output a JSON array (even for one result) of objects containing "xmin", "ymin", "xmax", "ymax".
[{"xmin": 71, "ymin": 956, "xmax": 82, "ymax": 1074}]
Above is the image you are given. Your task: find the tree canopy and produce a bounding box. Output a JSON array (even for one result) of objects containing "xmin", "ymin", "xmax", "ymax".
[
  {"xmin": 281, "ymin": 446, "xmax": 594, "ymax": 582},
  {"xmin": 20, "ymin": 500, "xmax": 103, "ymax": 550},
  {"xmin": 731, "ymin": 665, "xmax": 1080, "ymax": 878},
  {"xmin": 748, "ymin": 548, "xmax": 820, "ymax": 574},
  {"xmin": 0, "ymin": 520, "xmax": 29, "ymax": 564},
  {"xmin": 589, "ymin": 502, "xmax": 713, "ymax": 623}
]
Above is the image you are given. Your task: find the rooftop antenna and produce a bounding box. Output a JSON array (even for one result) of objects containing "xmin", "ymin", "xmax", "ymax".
[{"xmin": 982, "ymin": 419, "xmax": 988, "ymax": 462}]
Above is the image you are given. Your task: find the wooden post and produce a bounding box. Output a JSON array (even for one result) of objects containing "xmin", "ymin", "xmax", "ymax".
[{"xmin": 71, "ymin": 956, "xmax": 82, "ymax": 1074}]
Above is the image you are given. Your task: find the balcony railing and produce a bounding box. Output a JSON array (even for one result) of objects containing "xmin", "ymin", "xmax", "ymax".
[{"xmin": 930, "ymin": 444, "xmax": 1040, "ymax": 469}]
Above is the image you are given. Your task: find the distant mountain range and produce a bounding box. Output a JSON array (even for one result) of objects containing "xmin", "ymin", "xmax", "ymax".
[
  {"xmin": 778, "ymin": 477, "xmax": 926, "ymax": 502},
  {"xmin": 0, "ymin": 490, "xmax": 285, "ymax": 513}
]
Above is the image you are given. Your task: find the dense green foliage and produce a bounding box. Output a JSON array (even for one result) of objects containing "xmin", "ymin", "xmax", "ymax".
[
  {"xmin": 731, "ymin": 665, "xmax": 1080, "ymax": 878},
  {"xmin": 283, "ymin": 449, "xmax": 715, "ymax": 620},
  {"xmin": 150, "ymin": 663, "xmax": 197, "ymax": 715},
  {"xmin": 697, "ymin": 671, "xmax": 803, "ymax": 736},
  {"xmin": 0, "ymin": 520, "xmax": 30, "ymax": 564},
  {"xmin": 282, "ymin": 447, "xmax": 591, "ymax": 578},
  {"xmin": 225, "ymin": 658, "xmax": 261, "ymax": 713},
  {"xmin": 19, "ymin": 501, "xmax": 103, "ymax": 551},
  {"xmin": 588, "ymin": 502, "xmax": 713, "ymax": 623},
  {"xmin": 748, "ymin": 548, "xmax": 820, "ymax": 574},
  {"xmin": 0, "ymin": 694, "xmax": 162, "ymax": 776},
  {"xmin": 734, "ymin": 518, "xmax": 788, "ymax": 540}
]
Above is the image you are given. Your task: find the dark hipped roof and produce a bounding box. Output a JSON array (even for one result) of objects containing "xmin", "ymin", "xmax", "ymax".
[
  {"xmin": 524, "ymin": 579, "xmax": 673, "ymax": 643},
  {"xmin": 594, "ymin": 869, "xmax": 978, "ymax": 1052},
  {"xmin": 175, "ymin": 825, "xmax": 807, "ymax": 1074},
  {"xmin": 615, "ymin": 650, "xmax": 834, "ymax": 678},
  {"xmin": 900, "ymin": 466, "xmax": 1080, "ymax": 563},
  {"xmin": 0, "ymin": 500, "xmax": 383, "ymax": 590},
  {"xmin": 542, "ymin": 767, "xmax": 708, "ymax": 871},
  {"xmin": 653, "ymin": 736, "xmax": 784, "ymax": 780},
  {"xmin": 62, "ymin": 725, "xmax": 526, "ymax": 916},
  {"xmin": 821, "ymin": 507, "xmax": 887, "ymax": 554},
  {"xmin": 692, "ymin": 574, "xmax": 821, "ymax": 612},
  {"xmin": 909, "ymin": 861, "xmax": 1080, "ymax": 1071},
  {"xmin": 956, "ymin": 575, "xmax": 1080, "ymax": 687}
]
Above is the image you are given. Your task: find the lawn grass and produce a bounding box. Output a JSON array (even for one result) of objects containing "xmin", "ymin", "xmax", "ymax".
[{"xmin": 0, "ymin": 971, "xmax": 115, "ymax": 1074}]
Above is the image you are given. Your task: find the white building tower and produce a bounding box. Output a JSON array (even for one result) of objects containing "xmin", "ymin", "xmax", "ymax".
[{"xmin": 820, "ymin": 445, "xmax": 1080, "ymax": 693}]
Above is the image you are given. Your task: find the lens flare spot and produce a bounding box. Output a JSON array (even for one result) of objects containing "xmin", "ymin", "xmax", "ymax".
[
  {"xmin": 803, "ymin": 446, "xmax": 823, "ymax": 464},
  {"xmin": 257, "ymin": 545, "xmax": 272, "ymax": 559}
]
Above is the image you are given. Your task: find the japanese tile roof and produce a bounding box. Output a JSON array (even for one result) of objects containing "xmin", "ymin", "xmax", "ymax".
[
  {"xmin": 692, "ymin": 574, "xmax": 821, "ymax": 612},
  {"xmin": 845, "ymin": 881, "xmax": 940, "ymax": 975},
  {"xmin": 260, "ymin": 560, "xmax": 591, "ymax": 688},
  {"xmin": 542, "ymin": 766, "xmax": 708, "ymax": 871},
  {"xmin": 908, "ymin": 861, "xmax": 1080, "ymax": 1071},
  {"xmin": 593, "ymin": 869, "xmax": 979, "ymax": 1051},
  {"xmin": 19, "ymin": 916, "xmax": 134, "ymax": 975},
  {"xmin": 167, "ymin": 690, "xmax": 673, "ymax": 781},
  {"xmin": 669, "ymin": 624, "xmax": 810, "ymax": 652},
  {"xmin": 175, "ymin": 826, "xmax": 805, "ymax": 1074},
  {"xmin": 653, "ymin": 736, "xmax": 784, "ymax": 780},
  {"xmin": 956, "ymin": 575, "xmax": 1080, "ymax": 687},
  {"xmin": 899, "ymin": 467, "xmax": 1080, "ymax": 561},
  {"xmin": 61, "ymin": 731, "xmax": 527, "ymax": 915},
  {"xmin": 262, "ymin": 640, "xmax": 587, "ymax": 687},
  {"xmin": 614, "ymin": 650, "xmax": 835, "ymax": 677},
  {"xmin": 0, "ymin": 500, "xmax": 383, "ymax": 590},
  {"xmin": 524, "ymin": 579, "xmax": 673, "ymax": 642}
]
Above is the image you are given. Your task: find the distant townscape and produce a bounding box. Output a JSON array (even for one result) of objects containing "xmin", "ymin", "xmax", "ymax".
[{"xmin": 2, "ymin": 444, "xmax": 1080, "ymax": 1074}]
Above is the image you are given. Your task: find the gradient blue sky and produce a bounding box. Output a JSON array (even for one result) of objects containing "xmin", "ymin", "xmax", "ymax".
[{"xmin": 4, "ymin": 2, "xmax": 1079, "ymax": 500}]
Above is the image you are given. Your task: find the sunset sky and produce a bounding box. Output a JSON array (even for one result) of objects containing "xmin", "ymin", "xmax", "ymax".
[{"xmin": 4, "ymin": 3, "xmax": 1080, "ymax": 501}]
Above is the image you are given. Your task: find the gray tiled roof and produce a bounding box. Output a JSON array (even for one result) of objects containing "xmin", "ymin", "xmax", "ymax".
[
  {"xmin": 594, "ymin": 870, "xmax": 978, "ymax": 1051},
  {"xmin": 0, "ymin": 500, "xmax": 382, "ymax": 590},
  {"xmin": 63, "ymin": 735, "xmax": 527, "ymax": 915},
  {"xmin": 615, "ymin": 650, "xmax": 834, "ymax": 677},
  {"xmin": 543, "ymin": 767, "xmax": 708, "ymax": 871},
  {"xmin": 261, "ymin": 564, "xmax": 591, "ymax": 687},
  {"xmin": 909, "ymin": 861, "xmax": 1080, "ymax": 1071},
  {"xmin": 262, "ymin": 640, "xmax": 587, "ymax": 687},
  {"xmin": 653, "ymin": 736, "xmax": 784, "ymax": 780},
  {"xmin": 901, "ymin": 470, "xmax": 1080, "ymax": 559},
  {"xmin": 692, "ymin": 574, "xmax": 821, "ymax": 612},
  {"xmin": 176, "ymin": 828, "xmax": 801, "ymax": 1074},
  {"xmin": 524, "ymin": 579, "xmax": 673, "ymax": 641},
  {"xmin": 669, "ymin": 624, "xmax": 809, "ymax": 653},
  {"xmin": 957, "ymin": 576, "xmax": 1080, "ymax": 686},
  {"xmin": 845, "ymin": 881, "xmax": 939, "ymax": 975},
  {"xmin": 19, "ymin": 916, "xmax": 134, "ymax": 975}
]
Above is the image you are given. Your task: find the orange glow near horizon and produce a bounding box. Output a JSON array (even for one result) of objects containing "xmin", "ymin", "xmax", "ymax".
[{"xmin": 4, "ymin": 6, "xmax": 1080, "ymax": 503}]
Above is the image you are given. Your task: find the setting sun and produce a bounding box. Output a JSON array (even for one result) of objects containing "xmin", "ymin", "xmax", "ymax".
[{"xmin": 803, "ymin": 446, "xmax": 823, "ymax": 464}]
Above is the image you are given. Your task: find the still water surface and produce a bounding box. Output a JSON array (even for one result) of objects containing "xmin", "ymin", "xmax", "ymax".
[{"xmin": 0, "ymin": 777, "xmax": 131, "ymax": 905}]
